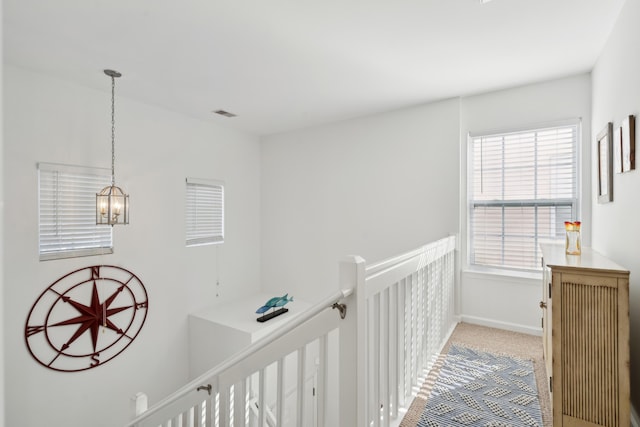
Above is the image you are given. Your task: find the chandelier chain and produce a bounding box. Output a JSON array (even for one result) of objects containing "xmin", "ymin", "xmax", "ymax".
[{"xmin": 111, "ymin": 74, "xmax": 116, "ymax": 186}]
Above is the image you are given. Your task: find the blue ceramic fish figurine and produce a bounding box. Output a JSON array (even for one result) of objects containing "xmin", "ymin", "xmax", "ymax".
[
  {"xmin": 255, "ymin": 294, "xmax": 293, "ymax": 314},
  {"xmin": 255, "ymin": 305, "xmax": 271, "ymax": 314},
  {"xmin": 274, "ymin": 295, "xmax": 293, "ymax": 307}
]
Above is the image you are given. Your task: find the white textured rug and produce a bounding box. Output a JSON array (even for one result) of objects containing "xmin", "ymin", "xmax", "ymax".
[{"xmin": 417, "ymin": 345, "xmax": 543, "ymax": 427}]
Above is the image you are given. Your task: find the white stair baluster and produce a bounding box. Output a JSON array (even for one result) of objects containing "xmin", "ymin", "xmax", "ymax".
[
  {"xmin": 317, "ymin": 334, "xmax": 328, "ymax": 427},
  {"xmin": 233, "ymin": 379, "xmax": 246, "ymax": 427},
  {"xmin": 381, "ymin": 288, "xmax": 390, "ymax": 427},
  {"xmin": 296, "ymin": 345, "xmax": 307, "ymax": 427},
  {"xmin": 389, "ymin": 283, "xmax": 398, "ymax": 421},
  {"xmin": 258, "ymin": 369, "xmax": 266, "ymax": 427}
]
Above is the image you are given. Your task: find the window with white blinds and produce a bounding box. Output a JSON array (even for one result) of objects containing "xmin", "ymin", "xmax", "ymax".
[
  {"xmin": 186, "ymin": 178, "xmax": 224, "ymax": 246},
  {"xmin": 469, "ymin": 123, "xmax": 579, "ymax": 271},
  {"xmin": 38, "ymin": 163, "xmax": 113, "ymax": 261}
]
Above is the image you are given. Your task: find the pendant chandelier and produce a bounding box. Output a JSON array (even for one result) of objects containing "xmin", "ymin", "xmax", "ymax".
[{"xmin": 96, "ymin": 69, "xmax": 129, "ymax": 225}]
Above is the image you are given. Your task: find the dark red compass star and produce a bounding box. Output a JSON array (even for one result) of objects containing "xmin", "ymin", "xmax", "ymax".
[{"xmin": 50, "ymin": 282, "xmax": 130, "ymax": 352}]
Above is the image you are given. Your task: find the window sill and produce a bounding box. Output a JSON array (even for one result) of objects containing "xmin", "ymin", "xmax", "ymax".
[
  {"xmin": 462, "ymin": 266, "xmax": 541, "ymax": 282},
  {"xmin": 40, "ymin": 247, "xmax": 114, "ymax": 261}
]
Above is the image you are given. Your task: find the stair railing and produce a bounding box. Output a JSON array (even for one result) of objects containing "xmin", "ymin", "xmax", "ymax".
[
  {"xmin": 126, "ymin": 235, "xmax": 456, "ymax": 427},
  {"xmin": 126, "ymin": 288, "xmax": 354, "ymax": 427},
  {"xmin": 351, "ymin": 235, "xmax": 457, "ymax": 427}
]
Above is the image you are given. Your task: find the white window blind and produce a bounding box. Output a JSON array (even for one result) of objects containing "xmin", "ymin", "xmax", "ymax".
[
  {"xmin": 186, "ymin": 178, "xmax": 224, "ymax": 246},
  {"xmin": 38, "ymin": 163, "xmax": 113, "ymax": 261},
  {"xmin": 469, "ymin": 123, "xmax": 579, "ymax": 271}
]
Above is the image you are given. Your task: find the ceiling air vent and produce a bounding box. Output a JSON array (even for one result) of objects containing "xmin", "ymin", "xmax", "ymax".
[{"xmin": 213, "ymin": 110, "xmax": 237, "ymax": 118}]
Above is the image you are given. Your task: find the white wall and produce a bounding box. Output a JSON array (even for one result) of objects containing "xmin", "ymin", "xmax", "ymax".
[
  {"xmin": 260, "ymin": 99, "xmax": 460, "ymax": 302},
  {"xmin": 459, "ymin": 74, "xmax": 592, "ymax": 334},
  {"xmin": 591, "ymin": 0, "xmax": 640, "ymax": 412},
  {"xmin": 2, "ymin": 66, "xmax": 261, "ymax": 427}
]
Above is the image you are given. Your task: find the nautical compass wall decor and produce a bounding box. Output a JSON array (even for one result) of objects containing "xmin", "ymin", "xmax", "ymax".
[{"xmin": 24, "ymin": 265, "xmax": 148, "ymax": 372}]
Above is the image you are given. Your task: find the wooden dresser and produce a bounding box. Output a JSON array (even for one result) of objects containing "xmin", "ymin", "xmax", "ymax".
[{"xmin": 540, "ymin": 244, "xmax": 630, "ymax": 427}]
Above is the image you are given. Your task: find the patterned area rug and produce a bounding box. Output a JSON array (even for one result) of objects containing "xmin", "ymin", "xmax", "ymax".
[{"xmin": 417, "ymin": 345, "xmax": 543, "ymax": 427}]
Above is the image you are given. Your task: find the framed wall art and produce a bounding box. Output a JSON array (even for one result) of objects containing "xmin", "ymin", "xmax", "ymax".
[
  {"xmin": 597, "ymin": 122, "xmax": 613, "ymax": 204},
  {"xmin": 621, "ymin": 115, "xmax": 635, "ymax": 172},
  {"xmin": 613, "ymin": 126, "xmax": 622, "ymax": 174}
]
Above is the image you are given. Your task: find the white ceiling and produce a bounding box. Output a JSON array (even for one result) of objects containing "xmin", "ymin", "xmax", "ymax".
[{"xmin": 3, "ymin": 0, "xmax": 626, "ymax": 136}]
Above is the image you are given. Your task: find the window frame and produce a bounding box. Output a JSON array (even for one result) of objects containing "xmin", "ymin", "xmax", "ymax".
[
  {"xmin": 467, "ymin": 120, "xmax": 581, "ymax": 273},
  {"xmin": 185, "ymin": 177, "xmax": 225, "ymax": 247},
  {"xmin": 38, "ymin": 162, "xmax": 114, "ymax": 261}
]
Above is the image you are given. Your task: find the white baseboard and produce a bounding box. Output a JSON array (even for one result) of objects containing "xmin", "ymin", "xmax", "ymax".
[
  {"xmin": 632, "ymin": 404, "xmax": 639, "ymax": 427},
  {"xmin": 460, "ymin": 315, "xmax": 542, "ymax": 336}
]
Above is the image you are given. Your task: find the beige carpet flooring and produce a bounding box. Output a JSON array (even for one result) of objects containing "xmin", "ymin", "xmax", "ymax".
[{"xmin": 399, "ymin": 322, "xmax": 552, "ymax": 427}]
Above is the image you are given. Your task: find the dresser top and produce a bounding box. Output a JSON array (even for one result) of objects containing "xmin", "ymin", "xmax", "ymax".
[{"xmin": 540, "ymin": 243, "xmax": 629, "ymax": 275}]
